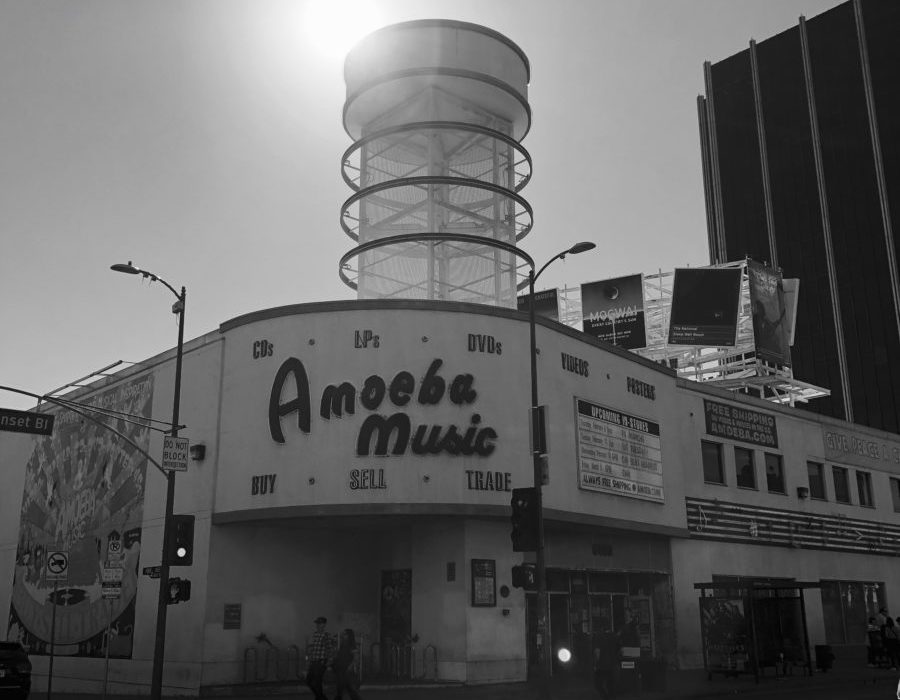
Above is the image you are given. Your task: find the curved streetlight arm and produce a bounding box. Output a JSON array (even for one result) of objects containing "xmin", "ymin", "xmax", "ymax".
[
  {"xmin": 110, "ymin": 261, "xmax": 183, "ymax": 304},
  {"xmin": 532, "ymin": 241, "xmax": 597, "ymax": 285},
  {"xmin": 533, "ymin": 251, "xmax": 566, "ymax": 286}
]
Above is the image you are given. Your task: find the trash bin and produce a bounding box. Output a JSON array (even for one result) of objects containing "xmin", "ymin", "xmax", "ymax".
[
  {"xmin": 618, "ymin": 657, "xmax": 640, "ymax": 694},
  {"xmin": 814, "ymin": 644, "xmax": 835, "ymax": 672}
]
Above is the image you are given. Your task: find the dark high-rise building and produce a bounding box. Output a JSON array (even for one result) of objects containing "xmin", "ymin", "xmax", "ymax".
[{"xmin": 698, "ymin": 0, "xmax": 900, "ymax": 432}]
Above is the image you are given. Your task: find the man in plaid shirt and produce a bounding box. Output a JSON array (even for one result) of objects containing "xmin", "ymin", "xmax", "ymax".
[{"xmin": 306, "ymin": 616, "xmax": 335, "ymax": 700}]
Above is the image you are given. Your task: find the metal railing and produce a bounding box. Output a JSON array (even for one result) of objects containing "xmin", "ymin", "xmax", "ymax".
[{"xmin": 242, "ymin": 634, "xmax": 438, "ymax": 684}]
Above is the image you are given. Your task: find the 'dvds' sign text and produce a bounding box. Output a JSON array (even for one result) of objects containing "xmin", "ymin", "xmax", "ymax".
[{"xmin": 269, "ymin": 358, "xmax": 497, "ymax": 457}]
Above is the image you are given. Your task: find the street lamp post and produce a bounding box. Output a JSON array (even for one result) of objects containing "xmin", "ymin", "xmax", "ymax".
[
  {"xmin": 110, "ymin": 261, "xmax": 186, "ymax": 700},
  {"xmin": 527, "ymin": 242, "xmax": 595, "ymax": 698}
]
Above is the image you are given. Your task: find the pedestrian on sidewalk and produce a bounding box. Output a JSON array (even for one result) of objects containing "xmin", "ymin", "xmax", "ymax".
[
  {"xmin": 883, "ymin": 616, "xmax": 900, "ymax": 671},
  {"xmin": 306, "ymin": 616, "xmax": 335, "ymax": 700},
  {"xmin": 593, "ymin": 624, "xmax": 619, "ymax": 700},
  {"xmin": 333, "ymin": 628, "xmax": 362, "ymax": 700},
  {"xmin": 867, "ymin": 617, "xmax": 883, "ymax": 667}
]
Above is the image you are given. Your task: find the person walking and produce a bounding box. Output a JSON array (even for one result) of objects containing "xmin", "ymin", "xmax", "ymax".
[
  {"xmin": 306, "ymin": 616, "xmax": 335, "ymax": 700},
  {"xmin": 333, "ymin": 628, "xmax": 362, "ymax": 700},
  {"xmin": 883, "ymin": 616, "xmax": 900, "ymax": 671},
  {"xmin": 593, "ymin": 624, "xmax": 619, "ymax": 700},
  {"xmin": 868, "ymin": 616, "xmax": 884, "ymax": 667}
]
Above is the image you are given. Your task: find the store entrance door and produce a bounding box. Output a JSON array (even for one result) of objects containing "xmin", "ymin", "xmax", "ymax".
[{"xmin": 380, "ymin": 570, "xmax": 412, "ymax": 677}]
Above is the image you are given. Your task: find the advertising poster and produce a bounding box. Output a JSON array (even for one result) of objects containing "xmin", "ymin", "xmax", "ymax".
[
  {"xmin": 7, "ymin": 375, "xmax": 153, "ymax": 658},
  {"xmin": 581, "ymin": 274, "xmax": 646, "ymax": 349},
  {"xmin": 704, "ymin": 399, "xmax": 778, "ymax": 448},
  {"xmin": 667, "ymin": 267, "xmax": 742, "ymax": 346},
  {"xmin": 699, "ymin": 597, "xmax": 750, "ymax": 675},
  {"xmin": 517, "ymin": 288, "xmax": 559, "ymax": 321},
  {"xmin": 747, "ymin": 261, "xmax": 791, "ymax": 366}
]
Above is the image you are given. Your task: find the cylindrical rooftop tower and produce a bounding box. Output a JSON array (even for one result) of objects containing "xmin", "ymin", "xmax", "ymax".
[{"xmin": 339, "ymin": 20, "xmax": 533, "ymax": 306}]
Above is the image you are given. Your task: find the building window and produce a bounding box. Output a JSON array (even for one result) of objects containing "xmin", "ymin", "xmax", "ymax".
[
  {"xmin": 820, "ymin": 580, "xmax": 884, "ymax": 645},
  {"xmin": 856, "ymin": 471, "xmax": 874, "ymax": 508},
  {"xmin": 892, "ymin": 478, "xmax": 900, "ymax": 513},
  {"xmin": 702, "ymin": 440, "xmax": 725, "ymax": 484},
  {"xmin": 764, "ymin": 453, "xmax": 784, "ymax": 494},
  {"xmin": 833, "ymin": 466, "xmax": 851, "ymax": 504},
  {"xmin": 807, "ymin": 462, "xmax": 826, "ymax": 500},
  {"xmin": 735, "ymin": 447, "xmax": 756, "ymax": 489}
]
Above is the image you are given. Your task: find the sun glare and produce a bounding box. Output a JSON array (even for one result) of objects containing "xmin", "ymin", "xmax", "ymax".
[{"xmin": 303, "ymin": 0, "xmax": 384, "ymax": 61}]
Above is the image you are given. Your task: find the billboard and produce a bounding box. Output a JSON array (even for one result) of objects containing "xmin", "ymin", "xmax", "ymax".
[
  {"xmin": 581, "ymin": 274, "xmax": 646, "ymax": 349},
  {"xmin": 748, "ymin": 261, "xmax": 791, "ymax": 366},
  {"xmin": 517, "ymin": 288, "xmax": 559, "ymax": 321},
  {"xmin": 667, "ymin": 267, "xmax": 742, "ymax": 346}
]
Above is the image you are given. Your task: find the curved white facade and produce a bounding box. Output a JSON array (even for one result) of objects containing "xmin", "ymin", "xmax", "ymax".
[{"xmin": 3, "ymin": 300, "xmax": 900, "ymax": 694}]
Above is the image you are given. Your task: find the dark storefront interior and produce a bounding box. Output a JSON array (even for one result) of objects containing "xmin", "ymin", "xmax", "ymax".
[{"xmin": 525, "ymin": 568, "xmax": 674, "ymax": 677}]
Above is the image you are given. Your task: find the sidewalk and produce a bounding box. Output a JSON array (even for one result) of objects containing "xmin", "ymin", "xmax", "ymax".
[{"xmin": 40, "ymin": 662, "xmax": 900, "ymax": 700}]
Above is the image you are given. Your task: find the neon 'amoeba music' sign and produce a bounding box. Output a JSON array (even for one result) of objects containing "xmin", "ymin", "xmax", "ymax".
[{"xmin": 269, "ymin": 358, "xmax": 498, "ymax": 458}]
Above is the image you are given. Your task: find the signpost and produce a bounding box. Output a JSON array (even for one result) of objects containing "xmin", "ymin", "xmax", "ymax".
[
  {"xmin": 45, "ymin": 549, "xmax": 68, "ymax": 700},
  {"xmin": 101, "ymin": 546, "xmax": 124, "ymax": 700},
  {"xmin": 0, "ymin": 407, "xmax": 55, "ymax": 435},
  {"xmin": 162, "ymin": 436, "xmax": 189, "ymax": 472}
]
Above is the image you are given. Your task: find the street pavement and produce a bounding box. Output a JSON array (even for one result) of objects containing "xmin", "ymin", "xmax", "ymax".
[{"xmin": 37, "ymin": 664, "xmax": 900, "ymax": 700}]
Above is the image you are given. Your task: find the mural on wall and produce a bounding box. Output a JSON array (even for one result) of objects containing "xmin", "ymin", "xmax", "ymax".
[{"xmin": 7, "ymin": 375, "xmax": 153, "ymax": 658}]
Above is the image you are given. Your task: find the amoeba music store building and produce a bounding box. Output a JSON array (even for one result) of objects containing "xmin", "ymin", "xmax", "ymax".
[{"xmin": 3, "ymin": 299, "xmax": 900, "ymax": 695}]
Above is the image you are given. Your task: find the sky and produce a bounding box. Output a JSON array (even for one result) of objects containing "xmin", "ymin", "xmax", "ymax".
[{"xmin": 0, "ymin": 0, "xmax": 844, "ymax": 411}]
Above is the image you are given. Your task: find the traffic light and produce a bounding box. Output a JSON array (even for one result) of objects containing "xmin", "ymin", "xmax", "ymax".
[
  {"xmin": 166, "ymin": 514, "xmax": 195, "ymax": 566},
  {"xmin": 166, "ymin": 577, "xmax": 191, "ymax": 604},
  {"xmin": 510, "ymin": 487, "xmax": 538, "ymax": 552},
  {"xmin": 511, "ymin": 564, "xmax": 536, "ymax": 590}
]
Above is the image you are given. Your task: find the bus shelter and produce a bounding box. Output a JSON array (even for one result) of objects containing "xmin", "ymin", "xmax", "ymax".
[{"xmin": 694, "ymin": 580, "xmax": 819, "ymax": 683}]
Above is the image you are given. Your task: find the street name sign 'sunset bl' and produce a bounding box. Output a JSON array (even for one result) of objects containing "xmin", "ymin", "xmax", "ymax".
[
  {"xmin": 162, "ymin": 435, "xmax": 189, "ymax": 471},
  {"xmin": 0, "ymin": 407, "xmax": 55, "ymax": 436}
]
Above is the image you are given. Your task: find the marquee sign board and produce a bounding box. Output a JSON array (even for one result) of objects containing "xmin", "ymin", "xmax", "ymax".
[{"xmin": 575, "ymin": 398, "xmax": 664, "ymax": 503}]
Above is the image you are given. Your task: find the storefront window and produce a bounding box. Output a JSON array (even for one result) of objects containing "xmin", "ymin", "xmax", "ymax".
[
  {"xmin": 589, "ymin": 572, "xmax": 628, "ymax": 593},
  {"xmin": 820, "ymin": 580, "xmax": 884, "ymax": 644},
  {"xmin": 702, "ymin": 440, "xmax": 725, "ymax": 484},
  {"xmin": 833, "ymin": 466, "xmax": 851, "ymax": 503},
  {"xmin": 735, "ymin": 447, "xmax": 756, "ymax": 489},
  {"xmin": 807, "ymin": 461, "xmax": 826, "ymax": 500},
  {"xmin": 546, "ymin": 569, "xmax": 570, "ymax": 593}
]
